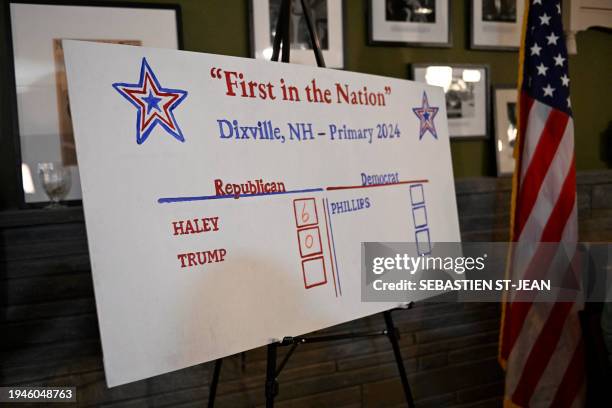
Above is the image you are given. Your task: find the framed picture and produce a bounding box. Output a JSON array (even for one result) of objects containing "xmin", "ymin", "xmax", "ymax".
[
  {"xmin": 369, "ymin": 0, "xmax": 451, "ymax": 47},
  {"xmin": 493, "ymin": 86, "xmax": 518, "ymax": 176},
  {"xmin": 410, "ymin": 64, "xmax": 490, "ymax": 139},
  {"xmin": 7, "ymin": 1, "xmax": 182, "ymax": 205},
  {"xmin": 471, "ymin": 0, "xmax": 524, "ymax": 50},
  {"xmin": 250, "ymin": 0, "xmax": 344, "ymax": 68}
]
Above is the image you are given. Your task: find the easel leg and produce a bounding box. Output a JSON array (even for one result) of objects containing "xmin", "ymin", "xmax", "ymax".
[
  {"xmin": 207, "ymin": 358, "xmax": 222, "ymax": 408},
  {"xmin": 265, "ymin": 343, "xmax": 279, "ymax": 408},
  {"xmin": 384, "ymin": 311, "xmax": 416, "ymax": 408}
]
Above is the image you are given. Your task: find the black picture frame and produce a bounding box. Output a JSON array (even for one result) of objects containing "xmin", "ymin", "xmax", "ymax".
[
  {"xmin": 367, "ymin": 0, "xmax": 452, "ymax": 48},
  {"xmin": 492, "ymin": 84, "xmax": 518, "ymax": 176},
  {"xmin": 2, "ymin": 0, "xmax": 183, "ymax": 209},
  {"xmin": 470, "ymin": 0, "xmax": 521, "ymax": 51},
  {"xmin": 409, "ymin": 63, "xmax": 491, "ymax": 140},
  {"xmin": 248, "ymin": 0, "xmax": 346, "ymax": 69}
]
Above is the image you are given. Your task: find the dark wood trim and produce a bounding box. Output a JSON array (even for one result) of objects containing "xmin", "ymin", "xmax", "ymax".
[
  {"xmin": 1, "ymin": 0, "xmax": 24, "ymax": 210},
  {"xmin": 0, "ymin": 206, "xmax": 84, "ymax": 228}
]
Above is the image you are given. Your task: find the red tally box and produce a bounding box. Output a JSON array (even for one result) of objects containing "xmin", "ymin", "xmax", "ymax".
[
  {"xmin": 301, "ymin": 256, "xmax": 327, "ymax": 289},
  {"xmin": 293, "ymin": 198, "xmax": 318, "ymax": 228},
  {"xmin": 296, "ymin": 226, "xmax": 323, "ymax": 258}
]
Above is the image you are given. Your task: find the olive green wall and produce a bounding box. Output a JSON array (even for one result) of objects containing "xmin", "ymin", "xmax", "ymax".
[
  {"xmin": 4, "ymin": 0, "xmax": 612, "ymax": 179},
  {"xmin": 168, "ymin": 0, "xmax": 612, "ymax": 177}
]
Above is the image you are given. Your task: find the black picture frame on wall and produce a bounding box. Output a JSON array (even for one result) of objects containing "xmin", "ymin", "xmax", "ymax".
[
  {"xmin": 368, "ymin": 0, "xmax": 452, "ymax": 48},
  {"xmin": 249, "ymin": 0, "xmax": 345, "ymax": 68},
  {"xmin": 3, "ymin": 0, "xmax": 183, "ymax": 208},
  {"xmin": 470, "ymin": 0, "xmax": 523, "ymax": 51},
  {"xmin": 493, "ymin": 84, "xmax": 518, "ymax": 176},
  {"xmin": 409, "ymin": 63, "xmax": 491, "ymax": 139}
]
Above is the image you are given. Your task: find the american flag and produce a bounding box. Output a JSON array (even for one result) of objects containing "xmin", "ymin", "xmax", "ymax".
[{"xmin": 499, "ymin": 0, "xmax": 584, "ymax": 407}]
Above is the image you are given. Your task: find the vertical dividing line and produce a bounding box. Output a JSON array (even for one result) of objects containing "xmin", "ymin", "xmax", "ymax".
[
  {"xmin": 322, "ymin": 198, "xmax": 338, "ymax": 297},
  {"xmin": 325, "ymin": 198, "xmax": 342, "ymax": 296}
]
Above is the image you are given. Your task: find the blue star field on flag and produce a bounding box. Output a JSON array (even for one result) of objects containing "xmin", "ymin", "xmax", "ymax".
[
  {"xmin": 113, "ymin": 58, "xmax": 188, "ymax": 144},
  {"xmin": 522, "ymin": 0, "xmax": 572, "ymax": 115},
  {"xmin": 412, "ymin": 92, "xmax": 439, "ymax": 140}
]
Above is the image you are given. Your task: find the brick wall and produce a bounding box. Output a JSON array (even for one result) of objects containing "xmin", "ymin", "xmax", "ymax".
[{"xmin": 2, "ymin": 171, "xmax": 611, "ymax": 407}]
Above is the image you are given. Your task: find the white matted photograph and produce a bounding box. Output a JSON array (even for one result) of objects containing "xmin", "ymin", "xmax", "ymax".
[
  {"xmin": 8, "ymin": 1, "xmax": 181, "ymax": 204},
  {"xmin": 494, "ymin": 86, "xmax": 518, "ymax": 176},
  {"xmin": 369, "ymin": 0, "xmax": 451, "ymax": 47},
  {"xmin": 471, "ymin": 0, "xmax": 524, "ymax": 50},
  {"xmin": 411, "ymin": 64, "xmax": 490, "ymax": 139},
  {"xmin": 250, "ymin": 0, "xmax": 344, "ymax": 68}
]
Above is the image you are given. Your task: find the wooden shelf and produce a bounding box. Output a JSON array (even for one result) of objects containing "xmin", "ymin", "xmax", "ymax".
[{"xmin": 0, "ymin": 206, "xmax": 84, "ymax": 228}]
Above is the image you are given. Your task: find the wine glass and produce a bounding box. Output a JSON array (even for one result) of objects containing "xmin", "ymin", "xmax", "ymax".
[{"xmin": 37, "ymin": 162, "xmax": 72, "ymax": 209}]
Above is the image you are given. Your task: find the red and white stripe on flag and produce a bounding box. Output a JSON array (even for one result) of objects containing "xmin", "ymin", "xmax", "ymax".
[{"xmin": 499, "ymin": 0, "xmax": 585, "ymax": 407}]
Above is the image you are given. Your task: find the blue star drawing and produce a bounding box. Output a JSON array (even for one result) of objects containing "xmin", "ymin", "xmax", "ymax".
[
  {"xmin": 113, "ymin": 58, "xmax": 188, "ymax": 144},
  {"xmin": 412, "ymin": 92, "xmax": 439, "ymax": 140}
]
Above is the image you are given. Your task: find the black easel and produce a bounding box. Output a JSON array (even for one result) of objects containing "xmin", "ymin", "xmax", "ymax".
[
  {"xmin": 207, "ymin": 1, "xmax": 416, "ymax": 406},
  {"xmin": 261, "ymin": 306, "xmax": 416, "ymax": 408}
]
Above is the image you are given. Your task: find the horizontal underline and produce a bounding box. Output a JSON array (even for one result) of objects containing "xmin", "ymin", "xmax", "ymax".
[
  {"xmin": 158, "ymin": 179, "xmax": 429, "ymax": 204},
  {"xmin": 326, "ymin": 179, "xmax": 429, "ymax": 191},
  {"xmin": 158, "ymin": 187, "xmax": 324, "ymax": 204}
]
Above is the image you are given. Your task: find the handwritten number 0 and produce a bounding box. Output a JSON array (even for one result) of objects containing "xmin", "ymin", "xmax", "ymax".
[{"xmin": 305, "ymin": 234, "xmax": 313, "ymax": 249}]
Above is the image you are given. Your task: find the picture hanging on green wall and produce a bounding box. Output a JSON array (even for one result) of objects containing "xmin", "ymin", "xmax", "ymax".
[
  {"xmin": 369, "ymin": 0, "xmax": 451, "ymax": 47},
  {"xmin": 493, "ymin": 85, "xmax": 518, "ymax": 176},
  {"xmin": 411, "ymin": 64, "xmax": 490, "ymax": 139},
  {"xmin": 6, "ymin": 1, "xmax": 182, "ymax": 206},
  {"xmin": 471, "ymin": 0, "xmax": 524, "ymax": 50},
  {"xmin": 250, "ymin": 0, "xmax": 344, "ymax": 68}
]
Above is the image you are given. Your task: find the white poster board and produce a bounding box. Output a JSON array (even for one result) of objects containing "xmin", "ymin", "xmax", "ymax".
[{"xmin": 63, "ymin": 41, "xmax": 461, "ymax": 387}]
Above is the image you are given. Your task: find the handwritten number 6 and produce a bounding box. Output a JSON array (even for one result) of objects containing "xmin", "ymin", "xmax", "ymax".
[{"xmin": 301, "ymin": 202, "xmax": 310, "ymax": 223}]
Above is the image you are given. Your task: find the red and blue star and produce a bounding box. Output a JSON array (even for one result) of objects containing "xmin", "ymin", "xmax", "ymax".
[
  {"xmin": 113, "ymin": 58, "xmax": 188, "ymax": 144},
  {"xmin": 412, "ymin": 92, "xmax": 439, "ymax": 140}
]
